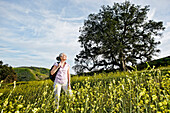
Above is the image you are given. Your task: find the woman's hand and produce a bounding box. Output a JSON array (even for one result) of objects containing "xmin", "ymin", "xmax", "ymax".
[{"xmin": 68, "ymin": 84, "xmax": 71, "ymax": 90}]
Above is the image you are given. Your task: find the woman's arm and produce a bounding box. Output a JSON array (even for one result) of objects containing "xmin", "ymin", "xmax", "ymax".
[
  {"xmin": 67, "ymin": 66, "xmax": 71, "ymax": 89},
  {"xmin": 51, "ymin": 63, "xmax": 61, "ymax": 75}
]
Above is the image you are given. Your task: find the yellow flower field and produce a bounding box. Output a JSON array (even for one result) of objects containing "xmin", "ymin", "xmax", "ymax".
[{"xmin": 0, "ymin": 66, "xmax": 170, "ymax": 113}]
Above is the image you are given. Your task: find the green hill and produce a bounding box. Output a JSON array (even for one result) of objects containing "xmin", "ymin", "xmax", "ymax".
[{"xmin": 14, "ymin": 67, "xmax": 49, "ymax": 81}]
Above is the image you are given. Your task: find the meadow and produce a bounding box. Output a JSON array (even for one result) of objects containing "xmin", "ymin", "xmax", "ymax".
[{"xmin": 0, "ymin": 65, "xmax": 170, "ymax": 113}]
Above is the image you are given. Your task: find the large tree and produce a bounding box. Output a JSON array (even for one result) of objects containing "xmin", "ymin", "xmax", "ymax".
[{"xmin": 73, "ymin": 1, "xmax": 165, "ymax": 74}]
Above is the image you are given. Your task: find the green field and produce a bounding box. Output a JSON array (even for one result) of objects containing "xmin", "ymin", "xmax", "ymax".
[{"xmin": 0, "ymin": 65, "xmax": 170, "ymax": 113}]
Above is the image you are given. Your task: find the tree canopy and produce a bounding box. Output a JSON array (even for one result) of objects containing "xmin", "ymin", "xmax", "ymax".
[
  {"xmin": 0, "ymin": 60, "xmax": 17, "ymax": 83},
  {"xmin": 73, "ymin": 1, "xmax": 165, "ymax": 74}
]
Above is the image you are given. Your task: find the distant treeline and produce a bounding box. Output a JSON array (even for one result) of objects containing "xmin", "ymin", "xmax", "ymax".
[
  {"xmin": 135, "ymin": 56, "xmax": 170, "ymax": 70},
  {"xmin": 0, "ymin": 61, "xmax": 17, "ymax": 83},
  {"xmin": 77, "ymin": 56, "xmax": 170, "ymax": 76}
]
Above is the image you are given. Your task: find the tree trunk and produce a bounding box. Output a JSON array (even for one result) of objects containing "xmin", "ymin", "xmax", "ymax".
[{"xmin": 120, "ymin": 55, "xmax": 126, "ymax": 71}]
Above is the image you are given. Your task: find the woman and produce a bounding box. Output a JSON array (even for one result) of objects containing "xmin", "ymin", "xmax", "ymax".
[{"xmin": 51, "ymin": 53, "xmax": 72, "ymax": 109}]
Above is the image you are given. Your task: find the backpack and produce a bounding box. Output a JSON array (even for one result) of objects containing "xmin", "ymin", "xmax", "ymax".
[{"xmin": 49, "ymin": 62, "xmax": 60, "ymax": 82}]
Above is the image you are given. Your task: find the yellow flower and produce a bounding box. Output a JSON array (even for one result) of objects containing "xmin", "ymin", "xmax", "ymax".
[
  {"xmin": 150, "ymin": 105, "xmax": 155, "ymax": 108},
  {"xmin": 43, "ymin": 91, "xmax": 47, "ymax": 96},
  {"xmin": 17, "ymin": 104, "xmax": 23, "ymax": 109},
  {"xmin": 0, "ymin": 93, "xmax": 3, "ymax": 97},
  {"xmin": 77, "ymin": 108, "xmax": 80, "ymax": 111},
  {"xmin": 152, "ymin": 95, "xmax": 157, "ymax": 101},
  {"xmin": 139, "ymin": 89, "xmax": 146, "ymax": 97},
  {"xmin": 145, "ymin": 99, "xmax": 149, "ymax": 104},
  {"xmin": 146, "ymin": 94, "xmax": 149, "ymax": 98},
  {"xmin": 70, "ymin": 108, "xmax": 74, "ymax": 111},
  {"xmin": 32, "ymin": 108, "xmax": 39, "ymax": 113},
  {"xmin": 1, "ymin": 80, "xmax": 3, "ymax": 83},
  {"xmin": 3, "ymin": 99, "xmax": 8, "ymax": 107},
  {"xmin": 42, "ymin": 104, "xmax": 45, "ymax": 107},
  {"xmin": 159, "ymin": 102, "xmax": 163, "ymax": 106},
  {"xmin": 81, "ymin": 108, "xmax": 84, "ymax": 112},
  {"xmin": 62, "ymin": 110, "xmax": 66, "ymax": 113},
  {"xmin": 163, "ymin": 100, "xmax": 168, "ymax": 105},
  {"xmin": 15, "ymin": 111, "xmax": 19, "ymax": 113},
  {"xmin": 160, "ymin": 107, "xmax": 164, "ymax": 110}
]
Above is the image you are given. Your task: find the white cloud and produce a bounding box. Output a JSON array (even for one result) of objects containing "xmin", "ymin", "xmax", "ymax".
[
  {"xmin": 147, "ymin": 8, "xmax": 156, "ymax": 20},
  {"xmin": 166, "ymin": 22, "xmax": 170, "ymax": 28},
  {"xmin": 0, "ymin": 0, "xmax": 83, "ymax": 74}
]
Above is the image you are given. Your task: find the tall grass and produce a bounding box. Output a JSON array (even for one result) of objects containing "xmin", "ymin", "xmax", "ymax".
[{"xmin": 0, "ymin": 66, "xmax": 169, "ymax": 113}]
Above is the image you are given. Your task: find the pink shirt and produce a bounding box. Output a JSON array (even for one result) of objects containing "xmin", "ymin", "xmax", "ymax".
[{"xmin": 54, "ymin": 62, "xmax": 69, "ymax": 84}]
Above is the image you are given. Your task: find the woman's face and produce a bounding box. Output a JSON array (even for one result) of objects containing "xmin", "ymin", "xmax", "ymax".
[{"xmin": 60, "ymin": 54, "xmax": 67, "ymax": 61}]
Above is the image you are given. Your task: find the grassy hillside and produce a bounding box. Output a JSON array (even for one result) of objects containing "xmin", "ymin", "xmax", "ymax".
[
  {"xmin": 136, "ymin": 56, "xmax": 170, "ymax": 70},
  {"xmin": 14, "ymin": 67, "xmax": 49, "ymax": 81}
]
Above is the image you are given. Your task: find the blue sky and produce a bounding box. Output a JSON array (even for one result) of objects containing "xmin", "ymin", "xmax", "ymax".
[{"xmin": 0, "ymin": 0, "xmax": 170, "ymax": 74}]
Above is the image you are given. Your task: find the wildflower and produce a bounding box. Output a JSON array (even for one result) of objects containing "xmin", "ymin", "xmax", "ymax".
[
  {"xmin": 15, "ymin": 111, "xmax": 19, "ymax": 113},
  {"xmin": 152, "ymin": 95, "xmax": 157, "ymax": 101},
  {"xmin": 3, "ymin": 98, "xmax": 8, "ymax": 107},
  {"xmin": 17, "ymin": 104, "xmax": 23, "ymax": 109},
  {"xmin": 160, "ymin": 107, "xmax": 164, "ymax": 110},
  {"xmin": 150, "ymin": 105, "xmax": 155, "ymax": 108},
  {"xmin": 77, "ymin": 108, "xmax": 80, "ymax": 111},
  {"xmin": 146, "ymin": 94, "xmax": 149, "ymax": 98},
  {"xmin": 42, "ymin": 104, "xmax": 45, "ymax": 107},
  {"xmin": 127, "ymin": 78, "xmax": 130, "ymax": 83},
  {"xmin": 43, "ymin": 91, "xmax": 47, "ymax": 96},
  {"xmin": 0, "ymin": 93, "xmax": 3, "ymax": 97},
  {"xmin": 87, "ymin": 97, "xmax": 89, "ymax": 101},
  {"xmin": 145, "ymin": 99, "xmax": 149, "ymax": 104},
  {"xmin": 62, "ymin": 110, "xmax": 66, "ymax": 113},
  {"xmin": 81, "ymin": 108, "xmax": 84, "ymax": 112},
  {"xmin": 159, "ymin": 102, "xmax": 163, "ymax": 106},
  {"xmin": 70, "ymin": 108, "xmax": 74, "ymax": 111},
  {"xmin": 32, "ymin": 108, "xmax": 39, "ymax": 113},
  {"xmin": 139, "ymin": 89, "xmax": 146, "ymax": 98},
  {"xmin": 163, "ymin": 100, "xmax": 168, "ymax": 105}
]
